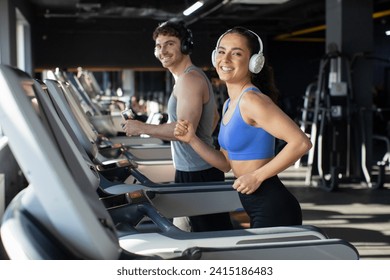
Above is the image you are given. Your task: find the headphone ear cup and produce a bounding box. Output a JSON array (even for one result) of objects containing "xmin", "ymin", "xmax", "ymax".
[
  {"xmin": 181, "ymin": 42, "xmax": 188, "ymax": 54},
  {"xmin": 180, "ymin": 40, "xmax": 189, "ymax": 54},
  {"xmin": 181, "ymin": 40, "xmax": 189, "ymax": 54},
  {"xmin": 211, "ymin": 50, "xmax": 217, "ymax": 67},
  {"xmin": 249, "ymin": 53, "xmax": 265, "ymax": 74},
  {"xmin": 181, "ymin": 29, "xmax": 193, "ymax": 55}
]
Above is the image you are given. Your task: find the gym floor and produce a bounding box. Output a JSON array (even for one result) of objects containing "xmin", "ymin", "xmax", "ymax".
[{"xmin": 230, "ymin": 166, "xmax": 390, "ymax": 260}]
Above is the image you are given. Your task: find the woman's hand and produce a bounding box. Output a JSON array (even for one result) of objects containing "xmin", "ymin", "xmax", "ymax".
[
  {"xmin": 174, "ymin": 120, "xmax": 194, "ymax": 143},
  {"xmin": 233, "ymin": 172, "xmax": 262, "ymax": 195}
]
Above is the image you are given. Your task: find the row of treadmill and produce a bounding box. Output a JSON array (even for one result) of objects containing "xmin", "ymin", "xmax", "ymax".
[{"xmin": 0, "ymin": 64, "xmax": 359, "ymax": 259}]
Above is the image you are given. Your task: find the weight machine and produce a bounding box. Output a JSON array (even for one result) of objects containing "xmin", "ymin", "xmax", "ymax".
[{"xmin": 299, "ymin": 43, "xmax": 385, "ymax": 191}]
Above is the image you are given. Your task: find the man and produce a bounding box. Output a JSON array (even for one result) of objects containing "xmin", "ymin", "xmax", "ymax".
[{"xmin": 122, "ymin": 21, "xmax": 233, "ymax": 232}]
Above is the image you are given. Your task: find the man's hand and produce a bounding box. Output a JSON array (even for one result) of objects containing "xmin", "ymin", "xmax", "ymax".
[{"xmin": 122, "ymin": 119, "xmax": 144, "ymax": 137}]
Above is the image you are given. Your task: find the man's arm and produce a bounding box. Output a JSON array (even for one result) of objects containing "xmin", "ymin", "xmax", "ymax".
[
  {"xmin": 122, "ymin": 70, "xmax": 208, "ymax": 141},
  {"xmin": 175, "ymin": 72, "xmax": 206, "ymax": 132},
  {"xmin": 212, "ymin": 104, "xmax": 220, "ymax": 132},
  {"xmin": 122, "ymin": 119, "xmax": 177, "ymax": 141}
]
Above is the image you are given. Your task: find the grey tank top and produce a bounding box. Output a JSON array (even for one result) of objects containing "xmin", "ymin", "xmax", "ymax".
[{"xmin": 167, "ymin": 65, "xmax": 216, "ymax": 171}]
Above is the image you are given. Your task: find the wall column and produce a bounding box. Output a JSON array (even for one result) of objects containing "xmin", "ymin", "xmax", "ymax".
[{"xmin": 0, "ymin": 0, "xmax": 16, "ymax": 66}]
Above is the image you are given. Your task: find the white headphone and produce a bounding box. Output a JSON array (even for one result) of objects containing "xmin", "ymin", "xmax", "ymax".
[{"xmin": 211, "ymin": 28, "xmax": 265, "ymax": 74}]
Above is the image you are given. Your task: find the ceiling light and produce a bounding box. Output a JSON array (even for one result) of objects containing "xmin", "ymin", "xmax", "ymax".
[
  {"xmin": 183, "ymin": 1, "xmax": 204, "ymax": 16},
  {"xmin": 386, "ymin": 30, "xmax": 390, "ymax": 36},
  {"xmin": 231, "ymin": 0, "xmax": 290, "ymax": 4}
]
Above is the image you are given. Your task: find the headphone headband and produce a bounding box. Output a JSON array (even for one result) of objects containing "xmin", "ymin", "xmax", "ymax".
[
  {"xmin": 215, "ymin": 29, "xmax": 263, "ymax": 55},
  {"xmin": 211, "ymin": 28, "xmax": 265, "ymax": 74}
]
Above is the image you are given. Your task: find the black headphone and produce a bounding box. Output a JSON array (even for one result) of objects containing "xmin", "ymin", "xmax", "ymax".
[
  {"xmin": 158, "ymin": 21, "xmax": 194, "ymax": 55},
  {"xmin": 211, "ymin": 28, "xmax": 265, "ymax": 74}
]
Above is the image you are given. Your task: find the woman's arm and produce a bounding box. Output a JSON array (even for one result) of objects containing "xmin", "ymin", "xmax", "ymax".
[
  {"xmin": 240, "ymin": 92, "xmax": 312, "ymax": 185},
  {"xmin": 175, "ymin": 120, "xmax": 231, "ymax": 172}
]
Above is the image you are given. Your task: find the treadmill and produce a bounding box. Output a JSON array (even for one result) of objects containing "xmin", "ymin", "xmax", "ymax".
[
  {"xmin": 43, "ymin": 78, "xmax": 174, "ymax": 184},
  {"xmin": 0, "ymin": 65, "xmax": 359, "ymax": 260}
]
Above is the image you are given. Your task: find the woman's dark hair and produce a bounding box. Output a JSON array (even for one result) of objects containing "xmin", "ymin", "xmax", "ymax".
[{"xmin": 228, "ymin": 27, "xmax": 279, "ymax": 103}]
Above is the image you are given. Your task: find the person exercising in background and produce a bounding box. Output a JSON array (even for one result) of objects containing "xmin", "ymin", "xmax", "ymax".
[
  {"xmin": 174, "ymin": 27, "xmax": 312, "ymax": 228},
  {"xmin": 122, "ymin": 21, "xmax": 233, "ymax": 232}
]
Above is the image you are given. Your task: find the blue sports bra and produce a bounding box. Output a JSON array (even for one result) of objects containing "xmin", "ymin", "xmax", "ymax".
[{"xmin": 218, "ymin": 87, "xmax": 275, "ymax": 160}]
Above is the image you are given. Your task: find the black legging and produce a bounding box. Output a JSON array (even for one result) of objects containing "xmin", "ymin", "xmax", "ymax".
[
  {"xmin": 175, "ymin": 167, "xmax": 234, "ymax": 232},
  {"xmin": 238, "ymin": 175, "xmax": 302, "ymax": 228}
]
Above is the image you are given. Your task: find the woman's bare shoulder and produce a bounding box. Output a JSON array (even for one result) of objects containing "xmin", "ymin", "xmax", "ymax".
[{"xmin": 242, "ymin": 89, "xmax": 273, "ymax": 108}]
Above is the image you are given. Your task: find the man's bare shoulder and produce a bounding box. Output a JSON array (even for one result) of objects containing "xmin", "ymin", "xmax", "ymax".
[
  {"xmin": 180, "ymin": 68, "xmax": 207, "ymax": 84},
  {"xmin": 176, "ymin": 71, "xmax": 207, "ymax": 96}
]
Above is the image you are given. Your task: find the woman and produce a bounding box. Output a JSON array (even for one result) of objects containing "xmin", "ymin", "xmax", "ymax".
[{"xmin": 174, "ymin": 27, "xmax": 312, "ymax": 228}]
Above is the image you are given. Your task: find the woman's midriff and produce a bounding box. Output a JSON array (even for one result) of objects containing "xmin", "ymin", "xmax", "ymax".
[{"xmin": 230, "ymin": 158, "xmax": 273, "ymax": 178}]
